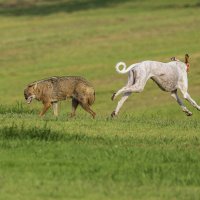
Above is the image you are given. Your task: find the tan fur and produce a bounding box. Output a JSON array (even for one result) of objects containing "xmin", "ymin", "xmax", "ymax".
[{"xmin": 24, "ymin": 76, "xmax": 96, "ymax": 118}]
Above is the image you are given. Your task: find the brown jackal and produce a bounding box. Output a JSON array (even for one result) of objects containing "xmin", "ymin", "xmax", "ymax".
[{"xmin": 24, "ymin": 76, "xmax": 96, "ymax": 118}]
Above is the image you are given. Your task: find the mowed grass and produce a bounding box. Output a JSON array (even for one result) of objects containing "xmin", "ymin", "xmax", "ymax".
[{"xmin": 0, "ymin": 0, "xmax": 200, "ymax": 199}]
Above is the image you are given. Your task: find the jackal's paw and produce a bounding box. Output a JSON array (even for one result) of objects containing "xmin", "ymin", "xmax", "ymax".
[
  {"xmin": 70, "ymin": 113, "xmax": 75, "ymax": 118},
  {"xmin": 92, "ymin": 113, "xmax": 96, "ymax": 119},
  {"xmin": 39, "ymin": 114, "xmax": 45, "ymax": 118}
]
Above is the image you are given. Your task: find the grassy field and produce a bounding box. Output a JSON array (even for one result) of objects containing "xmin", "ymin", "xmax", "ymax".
[{"xmin": 0, "ymin": 0, "xmax": 200, "ymax": 199}]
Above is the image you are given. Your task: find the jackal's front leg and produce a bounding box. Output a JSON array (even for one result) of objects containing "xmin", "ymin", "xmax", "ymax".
[
  {"xmin": 52, "ymin": 102, "xmax": 58, "ymax": 116},
  {"xmin": 39, "ymin": 102, "xmax": 51, "ymax": 117}
]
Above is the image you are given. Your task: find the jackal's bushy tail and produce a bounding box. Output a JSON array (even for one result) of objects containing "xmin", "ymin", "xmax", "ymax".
[{"xmin": 88, "ymin": 90, "xmax": 95, "ymax": 106}]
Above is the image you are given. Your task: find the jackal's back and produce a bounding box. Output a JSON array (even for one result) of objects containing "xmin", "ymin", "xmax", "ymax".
[{"xmin": 27, "ymin": 76, "xmax": 95, "ymax": 104}]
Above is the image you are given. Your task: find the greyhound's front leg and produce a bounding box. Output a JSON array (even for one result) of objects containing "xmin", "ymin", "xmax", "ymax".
[
  {"xmin": 171, "ymin": 91, "xmax": 192, "ymax": 116},
  {"xmin": 183, "ymin": 92, "xmax": 200, "ymax": 111},
  {"xmin": 39, "ymin": 102, "xmax": 51, "ymax": 117}
]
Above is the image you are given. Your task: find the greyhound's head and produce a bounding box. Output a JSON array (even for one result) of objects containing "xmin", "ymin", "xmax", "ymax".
[
  {"xmin": 170, "ymin": 57, "xmax": 180, "ymax": 61},
  {"xmin": 170, "ymin": 54, "xmax": 190, "ymax": 72},
  {"xmin": 24, "ymin": 83, "xmax": 37, "ymax": 104}
]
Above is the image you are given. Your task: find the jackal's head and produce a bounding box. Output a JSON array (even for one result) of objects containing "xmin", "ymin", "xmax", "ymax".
[{"xmin": 24, "ymin": 83, "xmax": 37, "ymax": 104}]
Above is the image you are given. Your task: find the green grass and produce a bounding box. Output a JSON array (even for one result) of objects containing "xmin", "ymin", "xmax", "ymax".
[{"xmin": 0, "ymin": 0, "xmax": 200, "ymax": 199}]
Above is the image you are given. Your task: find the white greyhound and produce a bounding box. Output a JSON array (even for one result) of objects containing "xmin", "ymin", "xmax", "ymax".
[{"xmin": 111, "ymin": 54, "xmax": 200, "ymax": 117}]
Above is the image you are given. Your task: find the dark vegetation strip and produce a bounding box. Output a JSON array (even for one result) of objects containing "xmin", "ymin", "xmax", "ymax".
[
  {"xmin": 0, "ymin": 0, "xmax": 199, "ymax": 16},
  {"xmin": 0, "ymin": 0, "xmax": 131, "ymax": 16},
  {"xmin": 0, "ymin": 123, "xmax": 200, "ymax": 148}
]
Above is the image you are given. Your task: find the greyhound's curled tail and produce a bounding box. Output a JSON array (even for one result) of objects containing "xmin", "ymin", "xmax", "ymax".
[{"xmin": 115, "ymin": 62, "xmax": 138, "ymax": 74}]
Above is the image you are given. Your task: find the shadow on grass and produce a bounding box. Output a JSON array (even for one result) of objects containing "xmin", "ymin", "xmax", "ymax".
[
  {"xmin": 0, "ymin": 123, "xmax": 64, "ymax": 141},
  {"xmin": 0, "ymin": 0, "xmax": 132, "ymax": 16},
  {"xmin": 1, "ymin": 120, "xmax": 200, "ymax": 147},
  {"xmin": 157, "ymin": 2, "xmax": 200, "ymax": 10},
  {"xmin": 0, "ymin": 123, "xmax": 107, "ymax": 143},
  {"xmin": 0, "ymin": 0, "xmax": 199, "ymax": 16}
]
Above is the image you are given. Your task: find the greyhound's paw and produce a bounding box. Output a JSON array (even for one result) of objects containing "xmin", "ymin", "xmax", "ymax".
[
  {"xmin": 185, "ymin": 111, "xmax": 193, "ymax": 116},
  {"xmin": 111, "ymin": 93, "xmax": 116, "ymax": 101},
  {"xmin": 111, "ymin": 111, "xmax": 116, "ymax": 118}
]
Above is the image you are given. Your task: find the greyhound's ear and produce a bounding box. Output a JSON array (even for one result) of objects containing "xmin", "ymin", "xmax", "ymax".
[
  {"xmin": 185, "ymin": 54, "xmax": 189, "ymax": 64},
  {"xmin": 171, "ymin": 57, "xmax": 176, "ymax": 61},
  {"xmin": 33, "ymin": 83, "xmax": 37, "ymax": 90}
]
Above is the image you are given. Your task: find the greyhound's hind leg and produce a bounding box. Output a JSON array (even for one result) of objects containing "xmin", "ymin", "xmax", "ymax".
[
  {"xmin": 112, "ymin": 71, "xmax": 134, "ymax": 101},
  {"xmin": 111, "ymin": 92, "xmax": 131, "ymax": 117},
  {"xmin": 112, "ymin": 70, "xmax": 146, "ymax": 100},
  {"xmin": 111, "ymin": 86, "xmax": 128, "ymax": 100}
]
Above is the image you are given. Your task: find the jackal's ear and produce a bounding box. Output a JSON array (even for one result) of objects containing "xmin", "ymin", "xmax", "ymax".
[
  {"xmin": 28, "ymin": 83, "xmax": 34, "ymax": 88},
  {"xmin": 33, "ymin": 83, "xmax": 37, "ymax": 90},
  {"xmin": 185, "ymin": 54, "xmax": 189, "ymax": 64}
]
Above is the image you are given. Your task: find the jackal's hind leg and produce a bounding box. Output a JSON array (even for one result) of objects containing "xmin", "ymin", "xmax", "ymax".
[
  {"xmin": 80, "ymin": 103, "xmax": 96, "ymax": 119},
  {"xmin": 70, "ymin": 98, "xmax": 79, "ymax": 117}
]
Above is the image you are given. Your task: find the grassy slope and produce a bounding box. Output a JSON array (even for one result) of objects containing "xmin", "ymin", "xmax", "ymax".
[{"xmin": 0, "ymin": 0, "xmax": 200, "ymax": 199}]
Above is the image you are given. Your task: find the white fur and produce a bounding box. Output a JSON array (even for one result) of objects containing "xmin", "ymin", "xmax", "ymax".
[{"xmin": 112, "ymin": 59, "xmax": 200, "ymax": 116}]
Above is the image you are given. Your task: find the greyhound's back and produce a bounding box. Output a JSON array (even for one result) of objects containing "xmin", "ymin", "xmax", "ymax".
[{"xmin": 136, "ymin": 60, "xmax": 186, "ymax": 78}]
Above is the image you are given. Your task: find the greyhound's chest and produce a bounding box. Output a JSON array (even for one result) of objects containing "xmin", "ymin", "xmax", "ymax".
[
  {"xmin": 151, "ymin": 73, "xmax": 178, "ymax": 91},
  {"xmin": 149, "ymin": 64, "xmax": 179, "ymax": 91}
]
